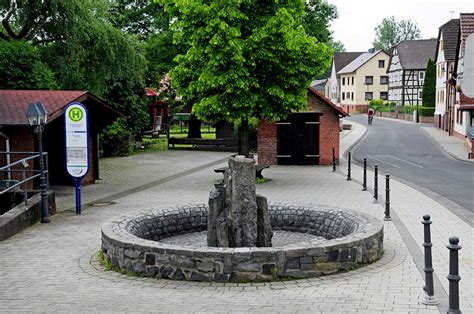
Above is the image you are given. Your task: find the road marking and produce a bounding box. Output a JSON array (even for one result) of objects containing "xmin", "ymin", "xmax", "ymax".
[
  {"xmin": 385, "ymin": 155, "xmax": 424, "ymax": 168},
  {"xmin": 366, "ymin": 155, "xmax": 401, "ymax": 168}
]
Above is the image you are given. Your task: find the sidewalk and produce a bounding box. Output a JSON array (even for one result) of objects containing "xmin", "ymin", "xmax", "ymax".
[
  {"xmin": 0, "ymin": 127, "xmax": 472, "ymax": 312},
  {"xmin": 421, "ymin": 127, "xmax": 473, "ymax": 163}
]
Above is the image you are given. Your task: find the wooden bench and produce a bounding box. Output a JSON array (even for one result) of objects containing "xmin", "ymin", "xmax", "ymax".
[
  {"xmin": 214, "ymin": 165, "xmax": 270, "ymax": 179},
  {"xmin": 168, "ymin": 137, "xmax": 238, "ymax": 149}
]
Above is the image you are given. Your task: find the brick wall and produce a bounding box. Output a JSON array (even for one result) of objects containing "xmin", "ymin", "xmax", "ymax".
[
  {"xmin": 257, "ymin": 93, "xmax": 341, "ymax": 165},
  {"xmin": 341, "ymin": 104, "xmax": 368, "ymax": 115},
  {"xmin": 257, "ymin": 119, "xmax": 277, "ymax": 165},
  {"xmin": 308, "ymin": 95, "xmax": 340, "ymax": 165},
  {"xmin": 0, "ymin": 127, "xmax": 35, "ymax": 188}
]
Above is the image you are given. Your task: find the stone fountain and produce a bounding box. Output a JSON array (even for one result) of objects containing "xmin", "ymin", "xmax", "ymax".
[
  {"xmin": 207, "ymin": 156, "xmax": 272, "ymax": 248},
  {"xmin": 101, "ymin": 156, "xmax": 384, "ymax": 282}
]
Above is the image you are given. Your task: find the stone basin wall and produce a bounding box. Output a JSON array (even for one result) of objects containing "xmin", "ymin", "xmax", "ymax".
[{"xmin": 101, "ymin": 204, "xmax": 383, "ymax": 282}]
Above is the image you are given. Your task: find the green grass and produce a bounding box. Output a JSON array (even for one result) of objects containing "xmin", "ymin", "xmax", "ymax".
[
  {"xmin": 169, "ymin": 123, "xmax": 216, "ymax": 135},
  {"xmin": 97, "ymin": 250, "xmax": 113, "ymax": 271},
  {"xmin": 170, "ymin": 132, "xmax": 216, "ymax": 139},
  {"xmin": 256, "ymin": 177, "xmax": 272, "ymax": 184}
]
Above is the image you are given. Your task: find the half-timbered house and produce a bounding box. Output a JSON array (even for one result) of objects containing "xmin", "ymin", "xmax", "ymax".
[
  {"xmin": 327, "ymin": 52, "xmax": 364, "ymax": 106},
  {"xmin": 387, "ymin": 39, "xmax": 437, "ymax": 106}
]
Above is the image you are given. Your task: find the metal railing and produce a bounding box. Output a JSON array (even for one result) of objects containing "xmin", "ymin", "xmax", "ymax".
[{"xmin": 0, "ymin": 151, "xmax": 49, "ymax": 206}]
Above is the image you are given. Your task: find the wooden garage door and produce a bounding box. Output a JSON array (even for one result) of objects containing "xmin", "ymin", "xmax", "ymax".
[{"xmin": 276, "ymin": 113, "xmax": 320, "ymax": 165}]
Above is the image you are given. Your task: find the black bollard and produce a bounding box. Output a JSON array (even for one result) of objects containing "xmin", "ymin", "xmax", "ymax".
[
  {"xmin": 421, "ymin": 215, "xmax": 438, "ymax": 305},
  {"xmin": 447, "ymin": 236, "xmax": 462, "ymax": 314},
  {"xmin": 373, "ymin": 165, "xmax": 378, "ymax": 201},
  {"xmin": 384, "ymin": 175, "xmax": 392, "ymax": 221},
  {"xmin": 362, "ymin": 158, "xmax": 367, "ymax": 191},
  {"xmin": 347, "ymin": 152, "xmax": 352, "ymax": 181},
  {"xmin": 332, "ymin": 147, "xmax": 336, "ymax": 172}
]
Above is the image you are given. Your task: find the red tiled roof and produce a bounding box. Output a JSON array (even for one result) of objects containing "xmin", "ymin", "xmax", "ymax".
[
  {"xmin": 460, "ymin": 13, "xmax": 474, "ymax": 57},
  {"xmin": 460, "ymin": 91, "xmax": 474, "ymax": 106},
  {"xmin": 0, "ymin": 90, "xmax": 87, "ymax": 125},
  {"xmin": 308, "ymin": 87, "xmax": 348, "ymax": 117}
]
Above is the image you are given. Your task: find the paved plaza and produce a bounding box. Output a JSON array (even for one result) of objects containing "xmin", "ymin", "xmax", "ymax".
[{"xmin": 0, "ymin": 121, "xmax": 472, "ymax": 313}]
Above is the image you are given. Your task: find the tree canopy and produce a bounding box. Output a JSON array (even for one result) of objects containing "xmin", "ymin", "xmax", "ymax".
[
  {"xmin": 161, "ymin": 0, "xmax": 332, "ymax": 124},
  {"xmin": 373, "ymin": 16, "xmax": 421, "ymax": 51}
]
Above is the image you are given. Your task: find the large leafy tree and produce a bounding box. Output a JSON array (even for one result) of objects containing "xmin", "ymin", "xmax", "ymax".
[
  {"xmin": 422, "ymin": 59, "xmax": 436, "ymax": 107},
  {"xmin": 0, "ymin": 40, "xmax": 57, "ymax": 89},
  {"xmin": 301, "ymin": 0, "xmax": 344, "ymax": 79},
  {"xmin": 373, "ymin": 16, "xmax": 421, "ymax": 51},
  {"xmin": 161, "ymin": 0, "xmax": 331, "ymax": 155},
  {"xmin": 302, "ymin": 0, "xmax": 337, "ymax": 44}
]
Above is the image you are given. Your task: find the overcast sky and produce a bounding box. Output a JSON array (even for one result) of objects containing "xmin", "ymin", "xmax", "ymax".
[{"xmin": 327, "ymin": 0, "xmax": 474, "ymax": 51}]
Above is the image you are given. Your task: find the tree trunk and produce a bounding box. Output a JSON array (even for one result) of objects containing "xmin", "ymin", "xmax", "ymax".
[
  {"xmin": 239, "ymin": 117, "xmax": 249, "ymax": 157},
  {"xmin": 187, "ymin": 114, "xmax": 202, "ymax": 138}
]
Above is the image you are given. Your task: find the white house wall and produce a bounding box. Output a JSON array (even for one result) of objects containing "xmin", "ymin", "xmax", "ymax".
[{"xmin": 435, "ymin": 34, "xmax": 446, "ymax": 116}]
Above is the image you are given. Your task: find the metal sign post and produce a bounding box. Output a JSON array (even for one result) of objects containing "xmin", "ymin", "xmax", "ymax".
[{"xmin": 64, "ymin": 102, "xmax": 89, "ymax": 215}]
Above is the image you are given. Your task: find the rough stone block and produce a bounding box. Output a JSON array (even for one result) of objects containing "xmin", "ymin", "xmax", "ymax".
[
  {"xmin": 256, "ymin": 195, "xmax": 273, "ymax": 247},
  {"xmin": 145, "ymin": 253, "xmax": 156, "ymax": 266},
  {"xmin": 262, "ymin": 263, "xmax": 276, "ymax": 275}
]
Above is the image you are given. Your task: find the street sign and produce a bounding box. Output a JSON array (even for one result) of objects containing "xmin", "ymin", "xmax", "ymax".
[
  {"xmin": 65, "ymin": 103, "xmax": 89, "ymax": 177},
  {"xmin": 64, "ymin": 102, "xmax": 89, "ymax": 214}
]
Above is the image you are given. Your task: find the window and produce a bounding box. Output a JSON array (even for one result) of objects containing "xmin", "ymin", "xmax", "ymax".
[
  {"xmin": 351, "ymin": 92, "xmax": 354, "ymax": 100},
  {"xmin": 342, "ymin": 77, "xmax": 345, "ymax": 85},
  {"xmin": 380, "ymin": 76, "xmax": 388, "ymax": 84},
  {"xmin": 342, "ymin": 92, "xmax": 345, "ymax": 100},
  {"xmin": 365, "ymin": 92, "xmax": 373, "ymax": 100},
  {"xmin": 378, "ymin": 60, "xmax": 385, "ymax": 68},
  {"xmin": 346, "ymin": 92, "xmax": 350, "ymax": 100},
  {"xmin": 419, "ymin": 90, "xmax": 423, "ymax": 99},
  {"xmin": 380, "ymin": 92, "xmax": 388, "ymax": 100},
  {"xmin": 419, "ymin": 71, "xmax": 425, "ymax": 80},
  {"xmin": 365, "ymin": 76, "xmax": 373, "ymax": 85},
  {"xmin": 351, "ymin": 77, "xmax": 354, "ymax": 85}
]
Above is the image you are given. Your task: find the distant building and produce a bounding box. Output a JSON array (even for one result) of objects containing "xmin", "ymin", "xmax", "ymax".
[
  {"xmin": 337, "ymin": 49, "xmax": 391, "ymax": 114},
  {"xmin": 310, "ymin": 79, "xmax": 328, "ymax": 96},
  {"xmin": 327, "ymin": 52, "xmax": 364, "ymax": 105},
  {"xmin": 434, "ymin": 19, "xmax": 460, "ymax": 130},
  {"xmin": 387, "ymin": 39, "xmax": 437, "ymax": 106}
]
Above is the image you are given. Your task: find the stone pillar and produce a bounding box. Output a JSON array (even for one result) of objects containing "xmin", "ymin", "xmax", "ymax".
[
  {"xmin": 228, "ymin": 156, "xmax": 258, "ymax": 247},
  {"xmin": 207, "ymin": 156, "xmax": 272, "ymax": 248}
]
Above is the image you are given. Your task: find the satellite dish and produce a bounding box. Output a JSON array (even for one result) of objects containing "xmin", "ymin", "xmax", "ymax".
[{"xmin": 463, "ymin": 34, "xmax": 474, "ymax": 97}]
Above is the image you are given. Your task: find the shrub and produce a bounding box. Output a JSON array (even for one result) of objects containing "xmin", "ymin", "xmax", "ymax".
[
  {"xmin": 419, "ymin": 107, "xmax": 435, "ymax": 116},
  {"xmin": 101, "ymin": 118, "xmax": 133, "ymax": 156}
]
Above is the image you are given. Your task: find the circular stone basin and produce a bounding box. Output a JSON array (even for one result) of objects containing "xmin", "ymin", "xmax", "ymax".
[{"xmin": 101, "ymin": 204, "xmax": 383, "ymax": 282}]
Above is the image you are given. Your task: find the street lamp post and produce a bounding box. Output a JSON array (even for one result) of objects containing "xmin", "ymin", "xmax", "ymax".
[{"xmin": 26, "ymin": 102, "xmax": 50, "ymax": 223}]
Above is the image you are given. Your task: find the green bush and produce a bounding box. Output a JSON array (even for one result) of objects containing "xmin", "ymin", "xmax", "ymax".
[
  {"xmin": 369, "ymin": 99, "xmax": 384, "ymax": 107},
  {"xmin": 101, "ymin": 118, "xmax": 133, "ymax": 156},
  {"xmin": 399, "ymin": 106, "xmax": 435, "ymax": 116},
  {"xmin": 419, "ymin": 107, "xmax": 435, "ymax": 116}
]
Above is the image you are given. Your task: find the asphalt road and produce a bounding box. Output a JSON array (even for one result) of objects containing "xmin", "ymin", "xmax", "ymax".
[{"xmin": 347, "ymin": 115, "xmax": 474, "ymax": 216}]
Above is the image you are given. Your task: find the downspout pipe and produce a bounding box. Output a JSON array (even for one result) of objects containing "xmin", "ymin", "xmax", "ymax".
[{"xmin": 0, "ymin": 129, "xmax": 12, "ymax": 180}]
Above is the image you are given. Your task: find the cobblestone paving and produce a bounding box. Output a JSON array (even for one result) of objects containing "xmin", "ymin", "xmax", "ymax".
[
  {"xmin": 159, "ymin": 230, "xmax": 326, "ymax": 248},
  {"xmin": 0, "ymin": 124, "xmax": 471, "ymax": 312},
  {"xmin": 0, "ymin": 157, "xmax": 441, "ymax": 312}
]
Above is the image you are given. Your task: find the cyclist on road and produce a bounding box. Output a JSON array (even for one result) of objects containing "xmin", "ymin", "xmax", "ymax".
[{"xmin": 367, "ymin": 108, "xmax": 375, "ymax": 124}]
